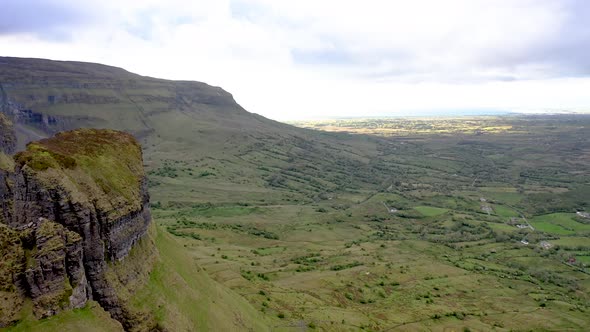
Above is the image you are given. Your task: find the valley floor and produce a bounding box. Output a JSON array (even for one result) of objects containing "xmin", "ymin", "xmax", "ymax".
[{"xmin": 148, "ymin": 115, "xmax": 590, "ymax": 331}]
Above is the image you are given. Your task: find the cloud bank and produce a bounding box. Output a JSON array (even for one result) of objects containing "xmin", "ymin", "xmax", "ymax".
[{"xmin": 2, "ymin": 0, "xmax": 590, "ymax": 119}]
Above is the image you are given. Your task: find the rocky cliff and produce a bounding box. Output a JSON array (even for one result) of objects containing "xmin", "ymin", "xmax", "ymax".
[
  {"xmin": 0, "ymin": 128, "xmax": 155, "ymax": 330},
  {"xmin": 0, "ymin": 114, "xmax": 16, "ymax": 154},
  {"xmin": 0, "ymin": 114, "xmax": 15, "ymax": 225},
  {"xmin": 22, "ymin": 218, "xmax": 88, "ymax": 317}
]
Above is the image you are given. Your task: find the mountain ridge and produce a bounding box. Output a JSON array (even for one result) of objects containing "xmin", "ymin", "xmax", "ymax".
[{"xmin": 0, "ymin": 56, "xmax": 383, "ymax": 206}]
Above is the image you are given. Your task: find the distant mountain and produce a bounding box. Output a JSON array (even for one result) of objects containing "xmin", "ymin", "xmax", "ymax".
[
  {"xmin": 0, "ymin": 57, "xmax": 384, "ymax": 204},
  {"xmin": 0, "ymin": 56, "xmax": 288, "ymax": 147}
]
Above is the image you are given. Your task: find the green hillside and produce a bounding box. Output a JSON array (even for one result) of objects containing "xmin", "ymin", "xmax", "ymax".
[
  {"xmin": 0, "ymin": 57, "xmax": 381, "ymax": 205},
  {"xmin": 6, "ymin": 225, "xmax": 271, "ymax": 331},
  {"xmin": 1, "ymin": 57, "xmax": 589, "ymax": 331}
]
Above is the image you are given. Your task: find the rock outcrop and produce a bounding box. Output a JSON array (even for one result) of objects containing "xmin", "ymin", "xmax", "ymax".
[
  {"xmin": 0, "ymin": 223, "xmax": 25, "ymax": 327},
  {"xmin": 23, "ymin": 218, "xmax": 88, "ymax": 317},
  {"xmin": 0, "ymin": 114, "xmax": 15, "ymax": 225},
  {"xmin": 0, "ymin": 114, "xmax": 16, "ymax": 154},
  {"xmin": 0, "ymin": 128, "xmax": 153, "ymax": 329}
]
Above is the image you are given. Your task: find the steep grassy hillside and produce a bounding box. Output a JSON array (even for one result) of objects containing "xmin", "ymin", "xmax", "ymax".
[
  {"xmin": 131, "ymin": 225, "xmax": 271, "ymax": 331},
  {"xmin": 6, "ymin": 301, "xmax": 124, "ymax": 332},
  {"xmin": 5, "ymin": 225, "xmax": 270, "ymax": 332}
]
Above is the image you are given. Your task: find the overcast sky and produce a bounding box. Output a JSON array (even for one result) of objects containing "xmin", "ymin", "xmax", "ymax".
[{"xmin": 2, "ymin": 0, "xmax": 590, "ymax": 120}]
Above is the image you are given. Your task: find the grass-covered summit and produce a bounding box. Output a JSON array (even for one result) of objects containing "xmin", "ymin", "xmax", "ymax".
[{"xmin": 15, "ymin": 129, "xmax": 144, "ymax": 219}]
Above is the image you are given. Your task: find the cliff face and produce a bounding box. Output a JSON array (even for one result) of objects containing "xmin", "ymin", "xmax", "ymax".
[
  {"xmin": 0, "ymin": 128, "xmax": 154, "ymax": 329},
  {"xmin": 0, "ymin": 114, "xmax": 15, "ymax": 225},
  {"xmin": 0, "ymin": 114, "xmax": 16, "ymax": 154},
  {"xmin": 0, "ymin": 223, "xmax": 24, "ymax": 327},
  {"xmin": 23, "ymin": 218, "xmax": 88, "ymax": 317}
]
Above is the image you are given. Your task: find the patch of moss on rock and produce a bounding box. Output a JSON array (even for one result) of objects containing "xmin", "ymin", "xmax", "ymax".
[
  {"xmin": 0, "ymin": 152, "xmax": 14, "ymax": 224},
  {"xmin": 0, "ymin": 153, "xmax": 14, "ymax": 172},
  {"xmin": 65, "ymin": 228, "xmax": 82, "ymax": 245},
  {"xmin": 36, "ymin": 221, "xmax": 67, "ymax": 254},
  {"xmin": 0, "ymin": 223, "xmax": 25, "ymax": 326}
]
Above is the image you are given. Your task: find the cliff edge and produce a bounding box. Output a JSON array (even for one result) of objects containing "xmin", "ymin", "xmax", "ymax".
[{"xmin": 0, "ymin": 128, "xmax": 155, "ymax": 330}]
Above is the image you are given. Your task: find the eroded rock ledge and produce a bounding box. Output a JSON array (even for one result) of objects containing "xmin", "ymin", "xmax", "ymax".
[
  {"xmin": 0, "ymin": 125, "xmax": 154, "ymax": 330},
  {"xmin": 0, "ymin": 114, "xmax": 15, "ymax": 154}
]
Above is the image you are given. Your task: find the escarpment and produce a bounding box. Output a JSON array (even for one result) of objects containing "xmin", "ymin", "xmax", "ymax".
[
  {"xmin": 0, "ymin": 128, "xmax": 155, "ymax": 329},
  {"xmin": 0, "ymin": 114, "xmax": 15, "ymax": 226},
  {"xmin": 0, "ymin": 114, "xmax": 16, "ymax": 154},
  {"xmin": 23, "ymin": 218, "xmax": 88, "ymax": 317}
]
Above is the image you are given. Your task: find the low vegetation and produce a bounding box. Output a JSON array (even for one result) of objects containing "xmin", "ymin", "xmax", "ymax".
[
  {"xmin": 2, "ymin": 58, "xmax": 588, "ymax": 330},
  {"xmin": 149, "ymin": 115, "xmax": 590, "ymax": 331}
]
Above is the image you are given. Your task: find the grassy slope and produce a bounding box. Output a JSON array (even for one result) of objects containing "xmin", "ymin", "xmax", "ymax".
[
  {"xmin": 4, "ymin": 225, "xmax": 270, "ymax": 331},
  {"xmin": 4, "ymin": 301, "xmax": 124, "ymax": 332},
  {"xmin": 129, "ymin": 225, "xmax": 271, "ymax": 331}
]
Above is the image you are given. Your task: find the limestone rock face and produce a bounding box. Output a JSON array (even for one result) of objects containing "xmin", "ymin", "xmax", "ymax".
[
  {"xmin": 24, "ymin": 219, "xmax": 88, "ymax": 318},
  {"xmin": 0, "ymin": 114, "xmax": 16, "ymax": 155},
  {"xmin": 0, "ymin": 114, "xmax": 15, "ymax": 225},
  {"xmin": 0, "ymin": 223, "xmax": 24, "ymax": 327},
  {"xmin": 0, "ymin": 128, "xmax": 153, "ymax": 329},
  {"xmin": 0, "ymin": 165, "xmax": 12, "ymax": 224}
]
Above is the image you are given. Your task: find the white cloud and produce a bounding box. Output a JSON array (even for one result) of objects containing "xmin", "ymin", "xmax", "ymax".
[{"xmin": 1, "ymin": 0, "xmax": 590, "ymax": 120}]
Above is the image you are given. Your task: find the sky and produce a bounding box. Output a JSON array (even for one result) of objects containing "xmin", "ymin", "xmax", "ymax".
[{"xmin": 2, "ymin": 0, "xmax": 590, "ymax": 120}]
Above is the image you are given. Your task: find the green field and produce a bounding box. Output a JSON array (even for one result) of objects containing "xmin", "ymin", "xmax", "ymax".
[
  {"xmin": 531, "ymin": 213, "xmax": 590, "ymax": 235},
  {"xmin": 493, "ymin": 205, "xmax": 520, "ymax": 218},
  {"xmin": 553, "ymin": 237, "xmax": 590, "ymax": 248},
  {"xmin": 414, "ymin": 206, "xmax": 449, "ymax": 217}
]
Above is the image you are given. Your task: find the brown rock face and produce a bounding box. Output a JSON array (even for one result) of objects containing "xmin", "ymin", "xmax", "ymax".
[
  {"xmin": 0, "ymin": 114, "xmax": 16, "ymax": 155},
  {"xmin": 0, "ymin": 128, "xmax": 153, "ymax": 329},
  {"xmin": 0, "ymin": 114, "xmax": 15, "ymax": 225},
  {"xmin": 24, "ymin": 219, "xmax": 88, "ymax": 318},
  {"xmin": 0, "ymin": 223, "xmax": 24, "ymax": 327},
  {"xmin": 0, "ymin": 167, "xmax": 11, "ymax": 224}
]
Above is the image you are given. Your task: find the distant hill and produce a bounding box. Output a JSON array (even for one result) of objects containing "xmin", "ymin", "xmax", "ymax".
[
  {"xmin": 0, "ymin": 57, "xmax": 383, "ymax": 205},
  {"xmin": 0, "ymin": 56, "xmax": 287, "ymax": 147}
]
